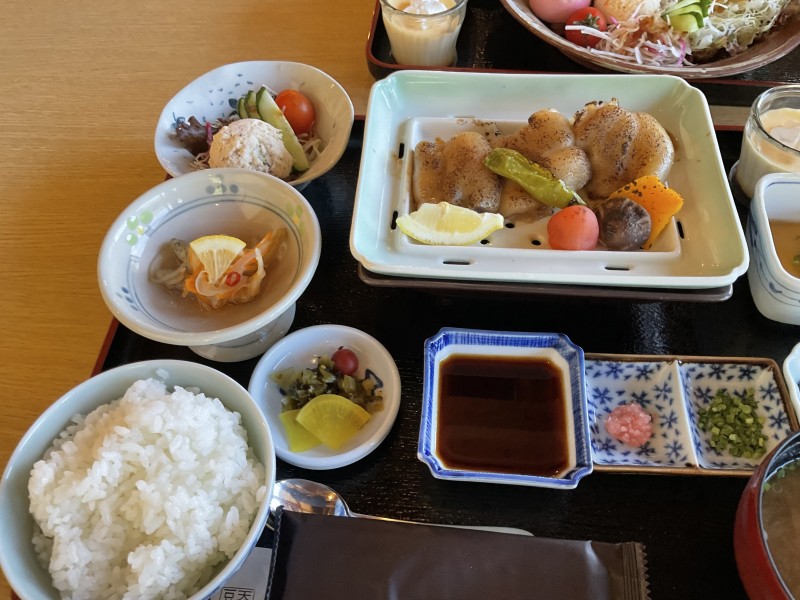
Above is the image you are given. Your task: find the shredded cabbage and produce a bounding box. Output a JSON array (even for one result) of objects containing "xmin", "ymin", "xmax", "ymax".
[
  {"xmin": 689, "ymin": 0, "xmax": 795, "ymax": 57},
  {"xmin": 589, "ymin": 0, "xmax": 797, "ymax": 67}
]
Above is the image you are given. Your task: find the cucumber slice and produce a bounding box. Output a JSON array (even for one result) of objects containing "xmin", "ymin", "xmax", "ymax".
[
  {"xmin": 237, "ymin": 96, "xmax": 248, "ymax": 119},
  {"xmin": 244, "ymin": 90, "xmax": 260, "ymax": 119},
  {"xmin": 255, "ymin": 86, "xmax": 309, "ymax": 172},
  {"xmin": 669, "ymin": 12, "xmax": 701, "ymax": 32}
]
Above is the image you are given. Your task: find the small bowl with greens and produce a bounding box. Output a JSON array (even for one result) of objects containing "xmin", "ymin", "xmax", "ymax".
[{"xmin": 248, "ymin": 324, "xmax": 401, "ymax": 469}]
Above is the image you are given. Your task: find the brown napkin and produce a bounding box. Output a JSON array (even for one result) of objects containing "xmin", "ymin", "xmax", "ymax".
[{"xmin": 266, "ymin": 509, "xmax": 650, "ymax": 600}]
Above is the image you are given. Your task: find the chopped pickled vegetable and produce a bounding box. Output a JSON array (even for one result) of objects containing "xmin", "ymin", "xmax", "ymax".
[
  {"xmin": 271, "ymin": 353, "xmax": 383, "ymax": 414},
  {"xmin": 696, "ymin": 389, "xmax": 767, "ymax": 458}
]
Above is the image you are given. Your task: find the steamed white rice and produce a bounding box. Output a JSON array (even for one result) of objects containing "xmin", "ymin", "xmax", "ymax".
[{"xmin": 28, "ymin": 378, "xmax": 267, "ymax": 600}]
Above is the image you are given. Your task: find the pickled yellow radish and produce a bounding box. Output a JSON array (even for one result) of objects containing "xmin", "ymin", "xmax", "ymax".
[
  {"xmin": 295, "ymin": 394, "xmax": 371, "ymax": 450},
  {"xmin": 279, "ymin": 409, "xmax": 321, "ymax": 452}
]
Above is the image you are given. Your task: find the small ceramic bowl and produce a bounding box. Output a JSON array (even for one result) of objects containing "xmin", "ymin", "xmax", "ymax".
[
  {"xmin": 418, "ymin": 328, "xmax": 593, "ymax": 489},
  {"xmin": 747, "ymin": 173, "xmax": 800, "ymax": 325},
  {"xmin": 248, "ymin": 324, "xmax": 402, "ymax": 470},
  {"xmin": 98, "ymin": 168, "xmax": 321, "ymax": 362},
  {"xmin": 0, "ymin": 360, "xmax": 275, "ymax": 600},
  {"xmin": 155, "ymin": 60, "xmax": 354, "ymax": 188}
]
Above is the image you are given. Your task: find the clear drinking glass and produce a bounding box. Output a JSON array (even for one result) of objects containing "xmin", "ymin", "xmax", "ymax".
[
  {"xmin": 735, "ymin": 85, "xmax": 800, "ymax": 200},
  {"xmin": 379, "ymin": 0, "xmax": 468, "ymax": 67}
]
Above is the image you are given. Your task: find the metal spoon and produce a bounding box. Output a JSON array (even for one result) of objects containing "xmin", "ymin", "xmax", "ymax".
[
  {"xmin": 269, "ymin": 478, "xmax": 358, "ymax": 519},
  {"xmin": 267, "ymin": 478, "xmax": 530, "ymax": 537}
]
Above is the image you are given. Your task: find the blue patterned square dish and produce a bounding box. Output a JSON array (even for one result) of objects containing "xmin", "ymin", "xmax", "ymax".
[
  {"xmin": 418, "ymin": 328, "xmax": 593, "ymax": 489},
  {"xmin": 680, "ymin": 360, "xmax": 795, "ymax": 471},
  {"xmin": 586, "ymin": 359, "xmax": 696, "ymax": 470}
]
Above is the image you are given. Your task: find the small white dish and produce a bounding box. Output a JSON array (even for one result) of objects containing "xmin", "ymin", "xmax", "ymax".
[
  {"xmin": 586, "ymin": 359, "xmax": 695, "ymax": 469},
  {"xmin": 351, "ymin": 71, "xmax": 748, "ymax": 289},
  {"xmin": 680, "ymin": 360, "xmax": 795, "ymax": 471},
  {"xmin": 746, "ymin": 173, "xmax": 800, "ymax": 325},
  {"xmin": 98, "ymin": 168, "xmax": 321, "ymax": 362},
  {"xmin": 155, "ymin": 60, "xmax": 354, "ymax": 188},
  {"xmin": 248, "ymin": 324, "xmax": 402, "ymax": 469},
  {"xmin": 418, "ymin": 328, "xmax": 593, "ymax": 489}
]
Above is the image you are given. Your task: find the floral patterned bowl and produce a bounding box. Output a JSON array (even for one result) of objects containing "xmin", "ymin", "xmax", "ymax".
[
  {"xmin": 98, "ymin": 168, "xmax": 321, "ymax": 362},
  {"xmin": 154, "ymin": 61, "xmax": 354, "ymax": 188}
]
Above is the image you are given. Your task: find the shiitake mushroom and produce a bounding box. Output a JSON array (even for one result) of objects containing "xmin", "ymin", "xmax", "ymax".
[{"xmin": 593, "ymin": 196, "xmax": 651, "ymax": 251}]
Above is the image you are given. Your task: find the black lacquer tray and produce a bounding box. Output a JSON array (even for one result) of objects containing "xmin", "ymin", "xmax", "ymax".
[{"xmin": 94, "ymin": 121, "xmax": 800, "ymax": 600}]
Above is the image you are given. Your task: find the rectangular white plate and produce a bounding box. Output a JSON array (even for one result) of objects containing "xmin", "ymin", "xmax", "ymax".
[{"xmin": 350, "ymin": 71, "xmax": 749, "ymax": 289}]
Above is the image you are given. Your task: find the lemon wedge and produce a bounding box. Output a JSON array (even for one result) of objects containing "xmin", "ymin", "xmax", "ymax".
[
  {"xmin": 189, "ymin": 234, "xmax": 246, "ymax": 284},
  {"xmin": 295, "ymin": 394, "xmax": 371, "ymax": 450},
  {"xmin": 396, "ymin": 202, "xmax": 504, "ymax": 246},
  {"xmin": 279, "ymin": 409, "xmax": 321, "ymax": 453}
]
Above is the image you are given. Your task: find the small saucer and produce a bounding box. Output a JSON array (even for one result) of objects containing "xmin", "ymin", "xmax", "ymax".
[{"xmin": 248, "ymin": 324, "xmax": 402, "ymax": 470}]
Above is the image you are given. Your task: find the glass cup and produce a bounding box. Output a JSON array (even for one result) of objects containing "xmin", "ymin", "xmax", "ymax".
[
  {"xmin": 379, "ymin": 0, "xmax": 468, "ymax": 67},
  {"xmin": 735, "ymin": 85, "xmax": 800, "ymax": 200}
]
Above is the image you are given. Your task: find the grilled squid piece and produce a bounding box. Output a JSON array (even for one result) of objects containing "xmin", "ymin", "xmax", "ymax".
[
  {"xmin": 573, "ymin": 99, "xmax": 675, "ymax": 199},
  {"xmin": 412, "ymin": 132, "xmax": 501, "ymax": 213},
  {"xmin": 493, "ymin": 109, "xmax": 592, "ymax": 192}
]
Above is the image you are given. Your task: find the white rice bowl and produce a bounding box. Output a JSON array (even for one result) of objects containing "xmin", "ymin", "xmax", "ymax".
[{"xmin": 0, "ymin": 360, "xmax": 274, "ymax": 600}]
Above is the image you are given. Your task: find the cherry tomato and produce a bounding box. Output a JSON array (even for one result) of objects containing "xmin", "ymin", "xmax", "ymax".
[
  {"xmin": 547, "ymin": 205, "xmax": 599, "ymax": 250},
  {"xmin": 275, "ymin": 89, "xmax": 316, "ymax": 135},
  {"xmin": 564, "ymin": 7, "xmax": 607, "ymax": 48},
  {"xmin": 331, "ymin": 347, "xmax": 359, "ymax": 375}
]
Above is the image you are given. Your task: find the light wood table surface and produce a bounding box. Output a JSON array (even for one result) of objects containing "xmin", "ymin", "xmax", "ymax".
[
  {"xmin": 0, "ymin": 0, "xmax": 752, "ymax": 597},
  {"xmin": 0, "ymin": 0, "xmax": 376, "ymax": 596}
]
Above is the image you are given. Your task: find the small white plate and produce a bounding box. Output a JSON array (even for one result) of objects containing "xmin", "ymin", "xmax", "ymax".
[
  {"xmin": 351, "ymin": 71, "xmax": 748, "ymax": 289},
  {"xmin": 248, "ymin": 325, "xmax": 401, "ymax": 469}
]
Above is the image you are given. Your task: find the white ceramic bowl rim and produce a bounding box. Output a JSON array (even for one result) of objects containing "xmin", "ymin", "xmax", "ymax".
[
  {"xmin": 98, "ymin": 168, "xmax": 322, "ymax": 346},
  {"xmin": 0, "ymin": 359, "xmax": 275, "ymax": 600}
]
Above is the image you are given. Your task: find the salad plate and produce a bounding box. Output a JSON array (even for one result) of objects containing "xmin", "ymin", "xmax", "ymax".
[
  {"xmin": 500, "ymin": 0, "xmax": 800, "ymax": 79},
  {"xmin": 248, "ymin": 324, "xmax": 401, "ymax": 470},
  {"xmin": 351, "ymin": 70, "xmax": 748, "ymax": 289},
  {"xmin": 154, "ymin": 60, "xmax": 354, "ymax": 187},
  {"xmin": 586, "ymin": 354, "xmax": 799, "ymax": 475}
]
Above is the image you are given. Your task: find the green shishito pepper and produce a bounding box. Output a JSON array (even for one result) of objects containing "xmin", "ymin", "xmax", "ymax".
[{"xmin": 484, "ymin": 148, "xmax": 583, "ymax": 209}]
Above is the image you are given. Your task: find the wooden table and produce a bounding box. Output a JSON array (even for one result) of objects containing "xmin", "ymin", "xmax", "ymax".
[
  {"xmin": 1, "ymin": 0, "xmax": 797, "ymax": 598},
  {"xmin": 0, "ymin": 1, "xmax": 376, "ymax": 597}
]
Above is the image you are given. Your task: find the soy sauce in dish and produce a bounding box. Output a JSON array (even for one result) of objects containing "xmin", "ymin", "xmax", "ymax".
[{"xmin": 436, "ymin": 354, "xmax": 569, "ymax": 477}]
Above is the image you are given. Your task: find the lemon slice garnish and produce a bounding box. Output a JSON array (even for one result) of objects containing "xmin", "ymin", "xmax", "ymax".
[
  {"xmin": 189, "ymin": 234, "xmax": 246, "ymax": 284},
  {"xmin": 295, "ymin": 394, "xmax": 371, "ymax": 450},
  {"xmin": 396, "ymin": 202, "xmax": 505, "ymax": 246}
]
